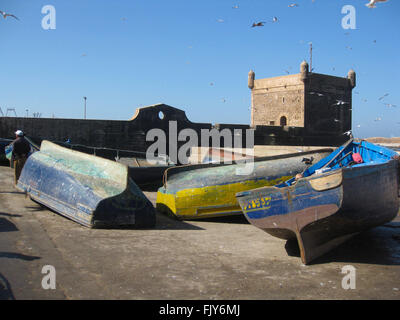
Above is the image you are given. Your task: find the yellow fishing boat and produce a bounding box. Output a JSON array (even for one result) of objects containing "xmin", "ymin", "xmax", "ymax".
[{"xmin": 156, "ymin": 149, "xmax": 333, "ymax": 219}]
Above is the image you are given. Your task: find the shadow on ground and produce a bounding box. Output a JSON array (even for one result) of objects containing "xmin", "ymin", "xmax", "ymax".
[
  {"xmin": 0, "ymin": 212, "xmax": 22, "ymax": 218},
  {"xmin": 0, "ymin": 218, "xmax": 18, "ymax": 232},
  {"xmin": 0, "ymin": 252, "xmax": 41, "ymax": 261},
  {"xmin": 284, "ymin": 226, "xmax": 400, "ymax": 266},
  {"xmin": 0, "ymin": 272, "xmax": 15, "ymax": 300}
]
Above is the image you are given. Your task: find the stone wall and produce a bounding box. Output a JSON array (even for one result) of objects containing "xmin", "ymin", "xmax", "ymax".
[{"xmin": 0, "ymin": 103, "xmax": 348, "ymax": 164}]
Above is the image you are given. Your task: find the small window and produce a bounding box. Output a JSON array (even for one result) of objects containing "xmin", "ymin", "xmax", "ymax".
[
  {"xmin": 280, "ymin": 116, "xmax": 287, "ymax": 126},
  {"xmin": 282, "ymin": 97, "xmax": 285, "ymax": 104},
  {"xmin": 269, "ymin": 121, "xmax": 275, "ymax": 125}
]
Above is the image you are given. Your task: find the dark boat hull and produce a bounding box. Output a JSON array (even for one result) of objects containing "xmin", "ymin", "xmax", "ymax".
[
  {"xmin": 237, "ymin": 145, "xmax": 400, "ymax": 264},
  {"xmin": 17, "ymin": 141, "xmax": 156, "ymax": 228}
]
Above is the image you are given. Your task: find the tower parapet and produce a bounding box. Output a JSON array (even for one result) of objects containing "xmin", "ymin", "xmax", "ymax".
[
  {"xmin": 347, "ymin": 69, "xmax": 356, "ymax": 88},
  {"xmin": 248, "ymin": 70, "xmax": 255, "ymax": 89},
  {"xmin": 300, "ymin": 61, "xmax": 309, "ymax": 81}
]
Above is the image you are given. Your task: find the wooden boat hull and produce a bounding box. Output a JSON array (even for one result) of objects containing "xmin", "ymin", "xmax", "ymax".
[
  {"xmin": 236, "ymin": 141, "xmax": 400, "ymax": 264},
  {"xmin": 156, "ymin": 149, "xmax": 333, "ymax": 219},
  {"xmin": 16, "ymin": 141, "xmax": 156, "ymax": 228}
]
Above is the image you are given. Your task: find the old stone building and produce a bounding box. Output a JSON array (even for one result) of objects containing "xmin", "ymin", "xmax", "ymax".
[{"xmin": 248, "ymin": 61, "xmax": 356, "ymax": 136}]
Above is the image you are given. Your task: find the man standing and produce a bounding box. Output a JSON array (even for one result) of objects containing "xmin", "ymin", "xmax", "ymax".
[{"xmin": 11, "ymin": 130, "xmax": 31, "ymax": 185}]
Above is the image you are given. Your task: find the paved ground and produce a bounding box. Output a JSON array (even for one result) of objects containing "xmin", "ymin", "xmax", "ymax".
[{"xmin": 0, "ymin": 165, "xmax": 399, "ymax": 300}]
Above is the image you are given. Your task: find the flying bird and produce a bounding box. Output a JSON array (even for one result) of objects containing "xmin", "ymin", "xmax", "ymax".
[
  {"xmin": 272, "ymin": 17, "xmax": 278, "ymax": 23},
  {"xmin": 251, "ymin": 21, "xmax": 266, "ymax": 27},
  {"xmin": 378, "ymin": 93, "xmax": 389, "ymax": 100},
  {"xmin": 384, "ymin": 103, "xmax": 397, "ymax": 108},
  {"xmin": 332, "ymin": 100, "xmax": 350, "ymax": 106},
  {"xmin": 232, "ymin": 5, "xmax": 239, "ymax": 9},
  {"xmin": 0, "ymin": 10, "xmax": 19, "ymax": 20},
  {"xmin": 309, "ymin": 92, "xmax": 324, "ymax": 97},
  {"xmin": 374, "ymin": 117, "xmax": 382, "ymax": 121},
  {"xmin": 343, "ymin": 130, "xmax": 353, "ymax": 137},
  {"xmin": 288, "ymin": 4, "xmax": 299, "ymax": 7},
  {"xmin": 365, "ymin": 0, "xmax": 388, "ymax": 8}
]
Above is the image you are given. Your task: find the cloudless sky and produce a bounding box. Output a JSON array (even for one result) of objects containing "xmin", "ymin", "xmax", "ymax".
[{"xmin": 0, "ymin": 0, "xmax": 399, "ymax": 138}]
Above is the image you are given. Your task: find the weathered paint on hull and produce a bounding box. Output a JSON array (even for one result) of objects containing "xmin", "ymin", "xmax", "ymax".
[
  {"xmin": 17, "ymin": 141, "xmax": 156, "ymax": 228},
  {"xmin": 237, "ymin": 145, "xmax": 400, "ymax": 264},
  {"xmin": 157, "ymin": 149, "xmax": 333, "ymax": 219}
]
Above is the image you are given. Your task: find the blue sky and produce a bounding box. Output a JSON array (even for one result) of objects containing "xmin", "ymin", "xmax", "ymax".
[{"xmin": 0, "ymin": 0, "xmax": 399, "ymax": 138}]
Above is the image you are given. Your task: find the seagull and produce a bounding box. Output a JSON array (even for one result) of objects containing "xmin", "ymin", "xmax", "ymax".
[
  {"xmin": 343, "ymin": 130, "xmax": 353, "ymax": 137},
  {"xmin": 378, "ymin": 93, "xmax": 389, "ymax": 100},
  {"xmin": 384, "ymin": 103, "xmax": 397, "ymax": 108},
  {"xmin": 0, "ymin": 10, "xmax": 19, "ymax": 20},
  {"xmin": 374, "ymin": 117, "xmax": 382, "ymax": 121},
  {"xmin": 232, "ymin": 5, "xmax": 239, "ymax": 9},
  {"xmin": 251, "ymin": 21, "xmax": 266, "ymax": 27},
  {"xmin": 272, "ymin": 17, "xmax": 278, "ymax": 23},
  {"xmin": 288, "ymin": 4, "xmax": 299, "ymax": 7},
  {"xmin": 366, "ymin": 0, "xmax": 388, "ymax": 8},
  {"xmin": 334, "ymin": 119, "xmax": 341, "ymax": 122},
  {"xmin": 217, "ymin": 19, "xmax": 224, "ymax": 23},
  {"xmin": 309, "ymin": 92, "xmax": 324, "ymax": 97},
  {"xmin": 332, "ymin": 100, "xmax": 350, "ymax": 106}
]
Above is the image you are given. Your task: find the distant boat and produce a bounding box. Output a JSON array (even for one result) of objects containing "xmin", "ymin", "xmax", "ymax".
[
  {"xmin": 236, "ymin": 139, "xmax": 400, "ymax": 264},
  {"xmin": 1, "ymin": 136, "xmax": 39, "ymax": 164},
  {"xmin": 17, "ymin": 141, "xmax": 156, "ymax": 228},
  {"xmin": 156, "ymin": 148, "xmax": 333, "ymax": 220}
]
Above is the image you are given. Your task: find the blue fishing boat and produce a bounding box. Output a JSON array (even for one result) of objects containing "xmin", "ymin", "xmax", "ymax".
[
  {"xmin": 236, "ymin": 139, "xmax": 400, "ymax": 264},
  {"xmin": 17, "ymin": 141, "xmax": 156, "ymax": 228}
]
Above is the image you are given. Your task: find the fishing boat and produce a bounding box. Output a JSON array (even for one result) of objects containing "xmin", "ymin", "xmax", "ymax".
[
  {"xmin": 17, "ymin": 141, "xmax": 156, "ymax": 228},
  {"xmin": 236, "ymin": 139, "xmax": 400, "ymax": 264},
  {"xmin": 156, "ymin": 148, "xmax": 333, "ymax": 220},
  {"xmin": 0, "ymin": 138, "xmax": 12, "ymax": 162}
]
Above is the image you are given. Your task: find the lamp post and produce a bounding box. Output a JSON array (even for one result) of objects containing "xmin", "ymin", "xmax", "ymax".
[{"xmin": 83, "ymin": 96, "xmax": 87, "ymax": 119}]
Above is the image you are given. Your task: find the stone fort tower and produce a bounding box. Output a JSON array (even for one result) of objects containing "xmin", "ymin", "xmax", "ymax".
[{"xmin": 248, "ymin": 61, "xmax": 355, "ymax": 136}]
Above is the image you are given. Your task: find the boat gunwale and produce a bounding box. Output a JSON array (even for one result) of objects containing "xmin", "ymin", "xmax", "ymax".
[{"xmin": 162, "ymin": 148, "xmax": 335, "ymax": 187}]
